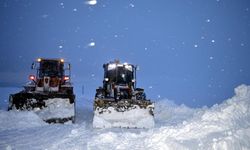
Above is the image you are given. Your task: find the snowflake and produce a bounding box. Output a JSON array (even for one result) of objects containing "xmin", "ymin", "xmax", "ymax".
[
  {"xmin": 88, "ymin": 42, "xmax": 96, "ymax": 47},
  {"xmin": 60, "ymin": 2, "xmax": 64, "ymax": 8},
  {"xmin": 41, "ymin": 14, "xmax": 49, "ymax": 18},
  {"xmin": 129, "ymin": 3, "xmax": 135, "ymax": 8},
  {"xmin": 85, "ymin": 0, "xmax": 97, "ymax": 6}
]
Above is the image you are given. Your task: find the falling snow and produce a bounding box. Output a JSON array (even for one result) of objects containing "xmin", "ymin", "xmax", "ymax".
[
  {"xmin": 60, "ymin": 2, "xmax": 64, "ymax": 8},
  {"xmin": 85, "ymin": 0, "xmax": 97, "ymax": 6},
  {"xmin": 88, "ymin": 42, "xmax": 96, "ymax": 47},
  {"xmin": 129, "ymin": 3, "xmax": 135, "ymax": 8},
  {"xmin": 41, "ymin": 14, "xmax": 49, "ymax": 19}
]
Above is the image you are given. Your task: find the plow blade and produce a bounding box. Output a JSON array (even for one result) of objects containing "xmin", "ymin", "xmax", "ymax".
[
  {"xmin": 8, "ymin": 92, "xmax": 75, "ymax": 123},
  {"xmin": 93, "ymin": 99, "xmax": 154, "ymax": 128}
]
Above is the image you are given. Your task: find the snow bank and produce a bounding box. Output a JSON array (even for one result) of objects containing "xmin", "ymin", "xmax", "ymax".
[
  {"xmin": 89, "ymin": 84, "xmax": 250, "ymax": 149},
  {"xmin": 0, "ymin": 110, "xmax": 46, "ymax": 132},
  {"xmin": 154, "ymin": 100, "xmax": 198, "ymax": 126},
  {"xmin": 0, "ymin": 84, "xmax": 250, "ymax": 150}
]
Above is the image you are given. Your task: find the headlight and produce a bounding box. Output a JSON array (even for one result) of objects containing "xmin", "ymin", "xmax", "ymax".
[
  {"xmin": 108, "ymin": 64, "xmax": 116, "ymax": 70},
  {"xmin": 29, "ymin": 75, "xmax": 36, "ymax": 80},
  {"xmin": 63, "ymin": 76, "xmax": 70, "ymax": 81}
]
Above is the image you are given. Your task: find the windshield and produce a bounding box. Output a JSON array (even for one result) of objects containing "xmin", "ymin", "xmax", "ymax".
[
  {"xmin": 38, "ymin": 60, "xmax": 64, "ymax": 77},
  {"xmin": 106, "ymin": 67, "xmax": 133, "ymax": 84}
]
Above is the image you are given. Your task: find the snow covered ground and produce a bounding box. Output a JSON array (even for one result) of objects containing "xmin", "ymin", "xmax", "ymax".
[{"xmin": 1, "ymin": 84, "xmax": 250, "ymax": 150}]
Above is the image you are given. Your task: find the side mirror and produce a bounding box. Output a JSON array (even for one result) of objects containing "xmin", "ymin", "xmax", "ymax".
[
  {"xmin": 103, "ymin": 78, "xmax": 109, "ymax": 82},
  {"xmin": 65, "ymin": 63, "xmax": 71, "ymax": 70},
  {"xmin": 31, "ymin": 62, "xmax": 35, "ymax": 69}
]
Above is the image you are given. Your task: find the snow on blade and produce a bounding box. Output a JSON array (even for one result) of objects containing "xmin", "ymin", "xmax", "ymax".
[
  {"xmin": 93, "ymin": 105, "xmax": 154, "ymax": 128},
  {"xmin": 34, "ymin": 98, "xmax": 74, "ymax": 121}
]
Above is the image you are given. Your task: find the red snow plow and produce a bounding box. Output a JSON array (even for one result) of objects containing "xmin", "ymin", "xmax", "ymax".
[{"xmin": 8, "ymin": 58, "xmax": 75, "ymax": 123}]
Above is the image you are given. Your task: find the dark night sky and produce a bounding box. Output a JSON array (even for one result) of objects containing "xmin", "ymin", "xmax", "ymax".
[{"xmin": 0, "ymin": 0, "xmax": 250, "ymax": 107}]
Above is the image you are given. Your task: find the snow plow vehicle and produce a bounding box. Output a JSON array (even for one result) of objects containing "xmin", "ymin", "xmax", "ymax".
[
  {"xmin": 8, "ymin": 58, "xmax": 75, "ymax": 123},
  {"xmin": 93, "ymin": 60, "xmax": 154, "ymax": 128}
]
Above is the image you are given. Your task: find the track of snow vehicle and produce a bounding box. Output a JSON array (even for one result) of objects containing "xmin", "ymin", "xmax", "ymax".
[
  {"xmin": 8, "ymin": 58, "xmax": 76, "ymax": 123},
  {"xmin": 93, "ymin": 60, "xmax": 154, "ymax": 128}
]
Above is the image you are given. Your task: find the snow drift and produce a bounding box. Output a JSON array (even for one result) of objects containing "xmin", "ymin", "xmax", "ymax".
[{"xmin": 0, "ymin": 84, "xmax": 250, "ymax": 150}]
